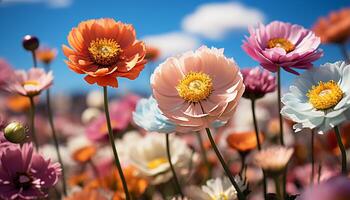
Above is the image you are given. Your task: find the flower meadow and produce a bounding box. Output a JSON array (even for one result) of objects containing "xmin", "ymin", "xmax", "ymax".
[{"xmin": 1, "ymin": 6, "xmax": 350, "ymax": 200}]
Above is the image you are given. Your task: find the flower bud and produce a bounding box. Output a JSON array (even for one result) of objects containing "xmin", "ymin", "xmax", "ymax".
[
  {"xmin": 22, "ymin": 35, "xmax": 39, "ymax": 51},
  {"xmin": 4, "ymin": 122, "xmax": 27, "ymax": 144}
]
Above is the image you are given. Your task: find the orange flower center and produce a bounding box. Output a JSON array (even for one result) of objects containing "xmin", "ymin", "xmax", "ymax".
[
  {"xmin": 267, "ymin": 38, "xmax": 295, "ymax": 53},
  {"xmin": 88, "ymin": 38, "xmax": 122, "ymax": 66},
  {"xmin": 147, "ymin": 157, "xmax": 168, "ymax": 169},
  {"xmin": 23, "ymin": 80, "xmax": 40, "ymax": 87}
]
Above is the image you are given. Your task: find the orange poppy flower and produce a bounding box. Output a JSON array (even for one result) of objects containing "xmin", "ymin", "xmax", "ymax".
[
  {"xmin": 36, "ymin": 46, "xmax": 57, "ymax": 65},
  {"xmin": 226, "ymin": 131, "xmax": 264, "ymax": 152},
  {"xmin": 145, "ymin": 45, "xmax": 160, "ymax": 62},
  {"xmin": 6, "ymin": 95, "xmax": 36, "ymax": 112},
  {"xmin": 313, "ymin": 8, "xmax": 350, "ymax": 44},
  {"xmin": 62, "ymin": 18, "xmax": 147, "ymax": 87}
]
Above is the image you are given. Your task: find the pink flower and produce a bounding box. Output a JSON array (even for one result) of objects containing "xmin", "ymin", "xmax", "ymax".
[
  {"xmin": 242, "ymin": 21, "xmax": 323, "ymax": 74},
  {"xmin": 0, "ymin": 59, "xmax": 14, "ymax": 88},
  {"xmin": 0, "ymin": 143, "xmax": 61, "ymax": 199},
  {"xmin": 151, "ymin": 46, "xmax": 245, "ymax": 132},
  {"xmin": 6, "ymin": 68, "xmax": 53, "ymax": 97},
  {"xmin": 86, "ymin": 103, "xmax": 130, "ymax": 142},
  {"xmin": 241, "ymin": 67, "xmax": 276, "ymax": 99}
]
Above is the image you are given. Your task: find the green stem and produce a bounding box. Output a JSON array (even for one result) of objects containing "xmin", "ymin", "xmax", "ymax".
[
  {"xmin": 29, "ymin": 96, "xmax": 39, "ymax": 150},
  {"xmin": 46, "ymin": 89, "xmax": 67, "ymax": 196},
  {"xmin": 274, "ymin": 177, "xmax": 282, "ymax": 200},
  {"xmin": 251, "ymin": 98, "xmax": 267, "ymax": 200},
  {"xmin": 239, "ymin": 153, "xmax": 246, "ymax": 176},
  {"xmin": 205, "ymin": 128, "xmax": 245, "ymax": 200},
  {"xmin": 277, "ymin": 68, "xmax": 284, "ymax": 146},
  {"xmin": 334, "ymin": 126, "xmax": 347, "ymax": 175},
  {"xmin": 31, "ymin": 50, "xmax": 37, "ymax": 68},
  {"xmin": 103, "ymin": 86, "xmax": 131, "ymax": 200},
  {"xmin": 196, "ymin": 131, "xmax": 211, "ymax": 175},
  {"xmin": 310, "ymin": 130, "xmax": 315, "ymax": 185},
  {"xmin": 166, "ymin": 134, "xmax": 184, "ymax": 196}
]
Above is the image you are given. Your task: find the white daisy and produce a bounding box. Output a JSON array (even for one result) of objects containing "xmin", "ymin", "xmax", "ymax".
[
  {"xmin": 201, "ymin": 177, "xmax": 237, "ymax": 200},
  {"xmin": 281, "ymin": 61, "xmax": 350, "ymax": 134}
]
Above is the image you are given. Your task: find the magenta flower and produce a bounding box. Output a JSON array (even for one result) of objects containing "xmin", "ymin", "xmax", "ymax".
[
  {"xmin": 241, "ymin": 67, "xmax": 276, "ymax": 99},
  {"xmin": 6, "ymin": 68, "xmax": 53, "ymax": 97},
  {"xmin": 86, "ymin": 103, "xmax": 130, "ymax": 142},
  {"xmin": 298, "ymin": 176, "xmax": 350, "ymax": 200},
  {"xmin": 0, "ymin": 143, "xmax": 61, "ymax": 200},
  {"xmin": 242, "ymin": 21, "xmax": 323, "ymax": 74}
]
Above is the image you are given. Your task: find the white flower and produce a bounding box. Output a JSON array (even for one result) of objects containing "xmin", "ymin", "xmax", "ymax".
[
  {"xmin": 202, "ymin": 177, "xmax": 237, "ymax": 200},
  {"xmin": 126, "ymin": 133, "xmax": 195, "ymax": 185},
  {"xmin": 86, "ymin": 90, "xmax": 104, "ymax": 108},
  {"xmin": 81, "ymin": 107, "xmax": 102, "ymax": 124},
  {"xmin": 281, "ymin": 61, "xmax": 350, "ymax": 134},
  {"xmin": 254, "ymin": 146, "xmax": 294, "ymax": 172}
]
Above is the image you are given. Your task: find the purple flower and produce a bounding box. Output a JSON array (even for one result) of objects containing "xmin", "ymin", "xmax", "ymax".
[
  {"xmin": 297, "ymin": 176, "xmax": 350, "ymax": 200},
  {"xmin": 0, "ymin": 143, "xmax": 61, "ymax": 200},
  {"xmin": 241, "ymin": 67, "xmax": 276, "ymax": 99},
  {"xmin": 242, "ymin": 21, "xmax": 323, "ymax": 75}
]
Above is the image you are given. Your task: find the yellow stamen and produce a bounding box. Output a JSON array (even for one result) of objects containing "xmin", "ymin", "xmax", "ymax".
[
  {"xmin": 176, "ymin": 71, "xmax": 213, "ymax": 103},
  {"xmin": 307, "ymin": 80, "xmax": 343, "ymax": 110},
  {"xmin": 88, "ymin": 38, "xmax": 121, "ymax": 66},
  {"xmin": 23, "ymin": 80, "xmax": 40, "ymax": 87},
  {"xmin": 267, "ymin": 38, "xmax": 295, "ymax": 53},
  {"xmin": 214, "ymin": 193, "xmax": 228, "ymax": 200},
  {"xmin": 147, "ymin": 157, "xmax": 168, "ymax": 169}
]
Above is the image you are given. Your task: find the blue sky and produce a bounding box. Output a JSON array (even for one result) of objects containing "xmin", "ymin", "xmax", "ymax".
[{"xmin": 0, "ymin": 0, "xmax": 348, "ymax": 95}]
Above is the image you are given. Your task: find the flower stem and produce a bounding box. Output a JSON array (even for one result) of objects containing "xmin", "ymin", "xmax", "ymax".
[
  {"xmin": 340, "ymin": 43, "xmax": 350, "ymax": 63},
  {"xmin": 310, "ymin": 130, "xmax": 315, "ymax": 185},
  {"xmin": 334, "ymin": 126, "xmax": 347, "ymax": 175},
  {"xmin": 103, "ymin": 86, "xmax": 131, "ymax": 200},
  {"xmin": 166, "ymin": 134, "xmax": 184, "ymax": 197},
  {"xmin": 29, "ymin": 96, "xmax": 39, "ymax": 150},
  {"xmin": 196, "ymin": 131, "xmax": 211, "ymax": 176},
  {"xmin": 273, "ymin": 177, "xmax": 282, "ymax": 200},
  {"xmin": 277, "ymin": 68, "xmax": 284, "ymax": 146},
  {"xmin": 46, "ymin": 89, "xmax": 67, "ymax": 196},
  {"xmin": 205, "ymin": 128, "xmax": 245, "ymax": 200},
  {"xmin": 251, "ymin": 98, "xmax": 267, "ymax": 200},
  {"xmin": 31, "ymin": 50, "xmax": 37, "ymax": 68}
]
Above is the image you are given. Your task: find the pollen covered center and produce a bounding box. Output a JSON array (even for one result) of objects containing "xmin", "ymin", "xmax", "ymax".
[
  {"xmin": 214, "ymin": 193, "xmax": 228, "ymax": 200},
  {"xmin": 267, "ymin": 38, "xmax": 295, "ymax": 53},
  {"xmin": 147, "ymin": 157, "xmax": 168, "ymax": 169},
  {"xmin": 88, "ymin": 38, "xmax": 121, "ymax": 66},
  {"xmin": 23, "ymin": 80, "xmax": 40, "ymax": 87},
  {"xmin": 176, "ymin": 71, "xmax": 213, "ymax": 103},
  {"xmin": 307, "ymin": 80, "xmax": 343, "ymax": 110}
]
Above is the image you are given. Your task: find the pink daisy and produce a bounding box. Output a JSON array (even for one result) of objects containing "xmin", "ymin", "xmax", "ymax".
[
  {"xmin": 241, "ymin": 67, "xmax": 276, "ymax": 99},
  {"xmin": 0, "ymin": 143, "xmax": 61, "ymax": 199},
  {"xmin": 151, "ymin": 46, "xmax": 245, "ymax": 132},
  {"xmin": 6, "ymin": 68, "xmax": 53, "ymax": 97},
  {"xmin": 242, "ymin": 21, "xmax": 323, "ymax": 74}
]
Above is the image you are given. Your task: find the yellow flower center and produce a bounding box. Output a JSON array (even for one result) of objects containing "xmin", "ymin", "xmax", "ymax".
[
  {"xmin": 176, "ymin": 71, "xmax": 213, "ymax": 103},
  {"xmin": 88, "ymin": 38, "xmax": 121, "ymax": 66},
  {"xmin": 267, "ymin": 38, "xmax": 295, "ymax": 53},
  {"xmin": 213, "ymin": 193, "xmax": 228, "ymax": 200},
  {"xmin": 23, "ymin": 80, "xmax": 40, "ymax": 87},
  {"xmin": 307, "ymin": 80, "xmax": 343, "ymax": 110},
  {"xmin": 147, "ymin": 157, "xmax": 168, "ymax": 169}
]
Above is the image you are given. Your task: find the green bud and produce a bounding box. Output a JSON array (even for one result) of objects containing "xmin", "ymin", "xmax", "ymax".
[{"xmin": 4, "ymin": 122, "xmax": 27, "ymax": 144}]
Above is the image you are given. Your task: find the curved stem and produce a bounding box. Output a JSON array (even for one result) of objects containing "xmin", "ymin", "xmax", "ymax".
[
  {"xmin": 46, "ymin": 89, "xmax": 67, "ymax": 196},
  {"xmin": 205, "ymin": 128, "xmax": 245, "ymax": 200},
  {"xmin": 29, "ymin": 96, "xmax": 39, "ymax": 150},
  {"xmin": 340, "ymin": 43, "xmax": 350, "ymax": 63},
  {"xmin": 310, "ymin": 130, "xmax": 315, "ymax": 185},
  {"xmin": 334, "ymin": 126, "xmax": 347, "ymax": 175},
  {"xmin": 277, "ymin": 68, "xmax": 284, "ymax": 146},
  {"xmin": 166, "ymin": 134, "xmax": 184, "ymax": 196},
  {"xmin": 196, "ymin": 131, "xmax": 211, "ymax": 175},
  {"xmin": 31, "ymin": 51, "xmax": 37, "ymax": 68},
  {"xmin": 103, "ymin": 86, "xmax": 131, "ymax": 200}
]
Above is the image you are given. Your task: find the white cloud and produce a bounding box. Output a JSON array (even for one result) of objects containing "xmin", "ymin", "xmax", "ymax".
[
  {"xmin": 182, "ymin": 2, "xmax": 265, "ymax": 40},
  {"xmin": 0, "ymin": 0, "xmax": 72, "ymax": 8},
  {"xmin": 143, "ymin": 32, "xmax": 200, "ymax": 59}
]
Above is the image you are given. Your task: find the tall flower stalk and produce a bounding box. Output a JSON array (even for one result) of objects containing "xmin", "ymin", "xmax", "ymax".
[
  {"xmin": 166, "ymin": 134, "xmax": 184, "ymax": 196},
  {"xmin": 29, "ymin": 96, "xmax": 38, "ymax": 150},
  {"xmin": 103, "ymin": 86, "xmax": 131, "ymax": 200},
  {"xmin": 310, "ymin": 130, "xmax": 315, "ymax": 185},
  {"xmin": 277, "ymin": 68, "xmax": 284, "ymax": 146},
  {"xmin": 334, "ymin": 126, "xmax": 347, "ymax": 174}
]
